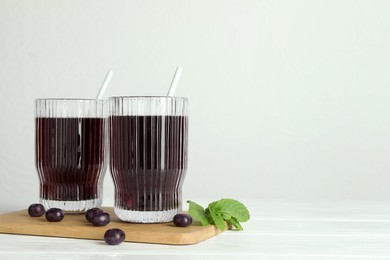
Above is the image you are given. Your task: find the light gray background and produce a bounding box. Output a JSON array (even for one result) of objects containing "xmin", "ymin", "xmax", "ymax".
[{"xmin": 1, "ymin": 0, "xmax": 389, "ymax": 209}]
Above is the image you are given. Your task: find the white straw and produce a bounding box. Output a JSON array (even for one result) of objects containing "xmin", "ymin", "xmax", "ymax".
[
  {"xmin": 96, "ymin": 70, "xmax": 114, "ymax": 99},
  {"xmin": 167, "ymin": 66, "xmax": 182, "ymax": 96}
]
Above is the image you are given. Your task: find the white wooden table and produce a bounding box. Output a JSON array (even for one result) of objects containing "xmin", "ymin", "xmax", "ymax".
[{"xmin": 1, "ymin": 200, "xmax": 390, "ymax": 259}]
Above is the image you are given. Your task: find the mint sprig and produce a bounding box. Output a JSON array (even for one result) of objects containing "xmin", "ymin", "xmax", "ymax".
[
  {"xmin": 187, "ymin": 199, "xmax": 250, "ymax": 231},
  {"xmin": 187, "ymin": 200, "xmax": 209, "ymax": 226}
]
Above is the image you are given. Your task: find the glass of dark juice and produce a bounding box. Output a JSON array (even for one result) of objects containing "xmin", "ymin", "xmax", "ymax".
[
  {"xmin": 109, "ymin": 96, "xmax": 188, "ymax": 223},
  {"xmin": 35, "ymin": 99, "xmax": 107, "ymax": 213}
]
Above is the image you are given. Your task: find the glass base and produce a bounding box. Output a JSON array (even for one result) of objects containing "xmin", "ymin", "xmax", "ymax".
[
  {"xmin": 40, "ymin": 198, "xmax": 102, "ymax": 214},
  {"xmin": 114, "ymin": 207, "xmax": 180, "ymax": 223}
]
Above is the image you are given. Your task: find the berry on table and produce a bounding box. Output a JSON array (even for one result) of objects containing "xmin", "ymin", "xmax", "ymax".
[
  {"xmin": 104, "ymin": 228, "xmax": 125, "ymax": 245},
  {"xmin": 45, "ymin": 208, "xmax": 64, "ymax": 222},
  {"xmin": 173, "ymin": 213, "xmax": 192, "ymax": 227},
  {"xmin": 28, "ymin": 204, "xmax": 45, "ymax": 217},
  {"xmin": 85, "ymin": 208, "xmax": 103, "ymax": 222},
  {"xmin": 91, "ymin": 212, "xmax": 110, "ymax": 226}
]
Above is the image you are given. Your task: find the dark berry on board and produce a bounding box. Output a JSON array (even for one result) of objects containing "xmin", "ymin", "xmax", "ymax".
[
  {"xmin": 85, "ymin": 208, "xmax": 103, "ymax": 222},
  {"xmin": 91, "ymin": 212, "xmax": 110, "ymax": 226},
  {"xmin": 28, "ymin": 204, "xmax": 46, "ymax": 217},
  {"xmin": 173, "ymin": 213, "xmax": 192, "ymax": 227},
  {"xmin": 104, "ymin": 228, "xmax": 126, "ymax": 245},
  {"xmin": 45, "ymin": 208, "xmax": 64, "ymax": 222}
]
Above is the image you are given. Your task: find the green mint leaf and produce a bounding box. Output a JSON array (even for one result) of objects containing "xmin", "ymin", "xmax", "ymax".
[
  {"xmin": 215, "ymin": 199, "xmax": 250, "ymax": 222},
  {"xmin": 187, "ymin": 200, "xmax": 210, "ymax": 226},
  {"xmin": 208, "ymin": 204, "xmax": 226, "ymax": 231},
  {"xmin": 226, "ymin": 217, "xmax": 243, "ymax": 231},
  {"xmin": 187, "ymin": 198, "xmax": 250, "ymax": 232},
  {"xmin": 222, "ymin": 212, "xmax": 232, "ymax": 220},
  {"xmin": 204, "ymin": 208, "xmax": 214, "ymax": 224}
]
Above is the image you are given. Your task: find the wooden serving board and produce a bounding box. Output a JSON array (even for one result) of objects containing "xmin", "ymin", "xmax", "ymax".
[{"xmin": 0, "ymin": 207, "xmax": 225, "ymax": 245}]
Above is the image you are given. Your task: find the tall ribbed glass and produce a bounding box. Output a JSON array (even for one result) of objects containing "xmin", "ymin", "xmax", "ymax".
[
  {"xmin": 109, "ymin": 97, "xmax": 188, "ymax": 223},
  {"xmin": 35, "ymin": 99, "xmax": 107, "ymax": 213}
]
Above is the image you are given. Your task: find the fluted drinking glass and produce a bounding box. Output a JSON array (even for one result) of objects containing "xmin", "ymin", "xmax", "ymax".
[
  {"xmin": 35, "ymin": 99, "xmax": 107, "ymax": 213},
  {"xmin": 109, "ymin": 96, "xmax": 188, "ymax": 223}
]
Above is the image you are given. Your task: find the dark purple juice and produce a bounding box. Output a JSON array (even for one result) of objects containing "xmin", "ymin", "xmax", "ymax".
[
  {"xmin": 35, "ymin": 118, "xmax": 106, "ymax": 201},
  {"xmin": 109, "ymin": 115, "xmax": 188, "ymax": 211}
]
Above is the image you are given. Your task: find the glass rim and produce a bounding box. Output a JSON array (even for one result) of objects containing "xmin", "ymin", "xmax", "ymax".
[
  {"xmin": 35, "ymin": 98, "xmax": 105, "ymax": 102},
  {"xmin": 108, "ymin": 96, "xmax": 188, "ymax": 101}
]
